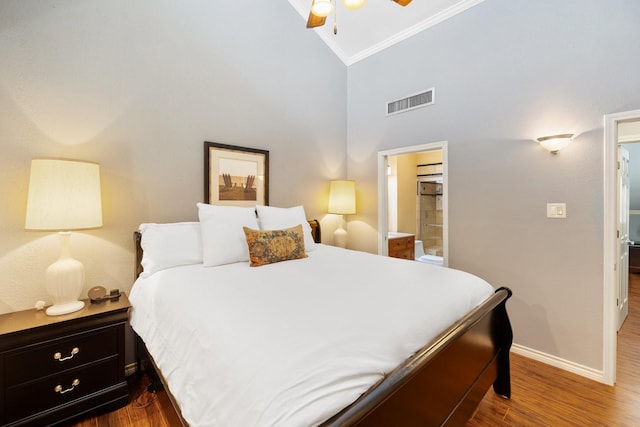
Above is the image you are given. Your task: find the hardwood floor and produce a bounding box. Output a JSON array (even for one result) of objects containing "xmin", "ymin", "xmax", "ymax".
[
  {"xmin": 467, "ymin": 272, "xmax": 640, "ymax": 426},
  {"xmin": 67, "ymin": 374, "xmax": 174, "ymax": 427},
  {"xmin": 70, "ymin": 275, "xmax": 640, "ymax": 426}
]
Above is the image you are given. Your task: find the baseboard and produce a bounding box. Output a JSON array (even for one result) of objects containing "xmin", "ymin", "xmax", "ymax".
[{"xmin": 511, "ymin": 344, "xmax": 606, "ymax": 384}]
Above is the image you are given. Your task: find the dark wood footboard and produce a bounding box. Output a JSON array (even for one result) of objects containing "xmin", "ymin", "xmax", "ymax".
[{"xmin": 321, "ymin": 287, "xmax": 513, "ymax": 427}]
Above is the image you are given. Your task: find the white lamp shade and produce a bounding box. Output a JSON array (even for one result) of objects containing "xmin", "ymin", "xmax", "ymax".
[
  {"xmin": 328, "ymin": 180, "xmax": 356, "ymax": 215},
  {"xmin": 343, "ymin": 0, "xmax": 366, "ymax": 10},
  {"xmin": 536, "ymin": 134, "xmax": 574, "ymax": 153},
  {"xmin": 25, "ymin": 159, "xmax": 103, "ymax": 230},
  {"xmin": 311, "ymin": 0, "xmax": 334, "ymax": 17}
]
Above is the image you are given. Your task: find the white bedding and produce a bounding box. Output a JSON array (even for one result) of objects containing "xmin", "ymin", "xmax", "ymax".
[{"xmin": 129, "ymin": 244, "xmax": 493, "ymax": 427}]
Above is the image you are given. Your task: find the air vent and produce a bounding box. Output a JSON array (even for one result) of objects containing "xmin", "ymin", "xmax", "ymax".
[{"xmin": 386, "ymin": 88, "xmax": 435, "ymax": 116}]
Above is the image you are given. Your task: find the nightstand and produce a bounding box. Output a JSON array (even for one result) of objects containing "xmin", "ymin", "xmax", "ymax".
[{"xmin": 0, "ymin": 294, "xmax": 130, "ymax": 426}]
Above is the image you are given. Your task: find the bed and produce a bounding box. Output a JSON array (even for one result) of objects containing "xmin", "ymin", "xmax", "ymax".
[{"xmin": 129, "ymin": 205, "xmax": 512, "ymax": 427}]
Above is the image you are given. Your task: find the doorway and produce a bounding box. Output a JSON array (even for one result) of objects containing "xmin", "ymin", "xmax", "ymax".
[
  {"xmin": 377, "ymin": 142, "xmax": 448, "ymax": 265},
  {"xmin": 603, "ymin": 109, "xmax": 640, "ymax": 385}
]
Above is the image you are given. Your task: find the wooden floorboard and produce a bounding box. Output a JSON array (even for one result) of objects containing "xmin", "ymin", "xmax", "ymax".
[
  {"xmin": 66, "ymin": 374, "xmax": 173, "ymax": 427},
  {"xmin": 70, "ymin": 274, "xmax": 640, "ymax": 426}
]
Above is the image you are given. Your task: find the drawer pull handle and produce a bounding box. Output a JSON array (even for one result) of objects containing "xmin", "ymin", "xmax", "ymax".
[
  {"xmin": 53, "ymin": 347, "xmax": 79, "ymax": 362},
  {"xmin": 54, "ymin": 379, "xmax": 80, "ymax": 394}
]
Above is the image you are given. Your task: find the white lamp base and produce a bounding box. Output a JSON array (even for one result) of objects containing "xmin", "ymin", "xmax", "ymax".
[
  {"xmin": 334, "ymin": 227, "xmax": 348, "ymax": 249},
  {"xmin": 46, "ymin": 300, "xmax": 85, "ymax": 316},
  {"xmin": 45, "ymin": 232, "xmax": 86, "ymax": 317}
]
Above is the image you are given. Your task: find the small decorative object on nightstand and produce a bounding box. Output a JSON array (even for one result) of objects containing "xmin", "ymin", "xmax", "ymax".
[{"xmin": 0, "ymin": 294, "xmax": 131, "ymax": 426}]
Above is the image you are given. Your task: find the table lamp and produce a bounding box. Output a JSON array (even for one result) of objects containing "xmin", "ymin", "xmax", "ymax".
[
  {"xmin": 328, "ymin": 180, "xmax": 356, "ymax": 248},
  {"xmin": 25, "ymin": 159, "xmax": 103, "ymax": 316}
]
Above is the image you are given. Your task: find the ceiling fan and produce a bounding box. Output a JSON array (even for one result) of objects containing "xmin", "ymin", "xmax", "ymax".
[{"xmin": 306, "ymin": 0, "xmax": 413, "ymax": 29}]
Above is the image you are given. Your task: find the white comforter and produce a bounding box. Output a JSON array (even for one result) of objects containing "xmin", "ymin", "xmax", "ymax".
[{"xmin": 129, "ymin": 244, "xmax": 493, "ymax": 427}]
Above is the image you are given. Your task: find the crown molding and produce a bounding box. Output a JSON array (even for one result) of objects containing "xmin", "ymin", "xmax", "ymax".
[
  {"xmin": 289, "ymin": 0, "xmax": 484, "ymax": 66},
  {"xmin": 346, "ymin": 0, "xmax": 484, "ymax": 65}
]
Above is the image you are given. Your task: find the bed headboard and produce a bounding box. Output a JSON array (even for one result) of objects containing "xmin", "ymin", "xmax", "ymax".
[
  {"xmin": 134, "ymin": 219, "xmax": 321, "ymax": 279},
  {"xmin": 307, "ymin": 219, "xmax": 321, "ymax": 244}
]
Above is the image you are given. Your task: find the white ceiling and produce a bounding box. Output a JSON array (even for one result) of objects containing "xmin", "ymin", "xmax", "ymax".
[{"xmin": 287, "ymin": 0, "xmax": 484, "ymax": 65}]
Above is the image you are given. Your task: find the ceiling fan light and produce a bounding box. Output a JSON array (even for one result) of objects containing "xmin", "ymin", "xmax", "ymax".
[
  {"xmin": 343, "ymin": 0, "xmax": 366, "ymax": 10},
  {"xmin": 311, "ymin": 0, "xmax": 334, "ymax": 17}
]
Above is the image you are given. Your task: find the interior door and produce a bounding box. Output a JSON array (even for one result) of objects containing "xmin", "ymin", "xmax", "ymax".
[{"xmin": 617, "ymin": 145, "xmax": 630, "ymax": 331}]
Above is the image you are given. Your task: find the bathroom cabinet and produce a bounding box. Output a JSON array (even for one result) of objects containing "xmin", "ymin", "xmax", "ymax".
[{"xmin": 388, "ymin": 233, "xmax": 415, "ymax": 260}]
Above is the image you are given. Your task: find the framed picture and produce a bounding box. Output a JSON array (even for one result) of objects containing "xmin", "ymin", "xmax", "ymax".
[{"xmin": 204, "ymin": 142, "xmax": 269, "ymax": 207}]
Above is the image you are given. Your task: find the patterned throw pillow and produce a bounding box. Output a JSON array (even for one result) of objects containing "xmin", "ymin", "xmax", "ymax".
[{"xmin": 243, "ymin": 224, "xmax": 307, "ymax": 267}]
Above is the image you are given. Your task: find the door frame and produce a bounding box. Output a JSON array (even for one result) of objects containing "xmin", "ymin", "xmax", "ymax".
[
  {"xmin": 377, "ymin": 141, "xmax": 448, "ymax": 262},
  {"xmin": 603, "ymin": 109, "xmax": 640, "ymax": 385}
]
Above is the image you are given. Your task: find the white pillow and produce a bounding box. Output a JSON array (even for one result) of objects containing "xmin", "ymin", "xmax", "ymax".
[
  {"xmin": 255, "ymin": 205, "xmax": 316, "ymax": 251},
  {"xmin": 197, "ymin": 203, "xmax": 259, "ymax": 266},
  {"xmin": 139, "ymin": 222, "xmax": 203, "ymax": 278}
]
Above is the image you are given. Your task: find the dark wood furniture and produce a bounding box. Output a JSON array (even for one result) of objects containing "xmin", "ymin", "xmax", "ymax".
[
  {"xmin": 630, "ymin": 245, "xmax": 640, "ymax": 273},
  {"xmin": 133, "ymin": 221, "xmax": 513, "ymax": 427},
  {"xmin": 388, "ymin": 233, "xmax": 415, "ymax": 260},
  {"xmin": 0, "ymin": 295, "xmax": 130, "ymax": 426}
]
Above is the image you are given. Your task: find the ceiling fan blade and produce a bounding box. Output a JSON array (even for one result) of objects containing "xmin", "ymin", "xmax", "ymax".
[
  {"xmin": 307, "ymin": 11, "xmax": 326, "ymax": 28},
  {"xmin": 392, "ymin": 0, "xmax": 413, "ymax": 6},
  {"xmin": 307, "ymin": 0, "xmax": 326, "ymax": 28}
]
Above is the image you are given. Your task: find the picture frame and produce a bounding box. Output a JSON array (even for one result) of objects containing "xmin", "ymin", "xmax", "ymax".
[{"xmin": 204, "ymin": 141, "xmax": 269, "ymax": 207}]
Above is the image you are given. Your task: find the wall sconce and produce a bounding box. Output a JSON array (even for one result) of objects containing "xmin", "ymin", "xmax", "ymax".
[{"xmin": 536, "ymin": 134, "xmax": 574, "ymax": 154}]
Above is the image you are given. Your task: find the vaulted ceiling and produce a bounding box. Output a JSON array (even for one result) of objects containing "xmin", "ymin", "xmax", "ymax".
[{"xmin": 287, "ymin": 0, "xmax": 485, "ymax": 65}]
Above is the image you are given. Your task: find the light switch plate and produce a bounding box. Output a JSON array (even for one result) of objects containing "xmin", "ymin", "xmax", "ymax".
[{"xmin": 547, "ymin": 203, "xmax": 567, "ymax": 218}]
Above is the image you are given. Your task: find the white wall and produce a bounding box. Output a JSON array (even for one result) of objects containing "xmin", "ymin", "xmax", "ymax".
[
  {"xmin": 0, "ymin": 0, "xmax": 347, "ymax": 314},
  {"xmin": 396, "ymin": 153, "xmax": 418, "ymax": 234},
  {"xmin": 346, "ymin": 0, "xmax": 640, "ymax": 371}
]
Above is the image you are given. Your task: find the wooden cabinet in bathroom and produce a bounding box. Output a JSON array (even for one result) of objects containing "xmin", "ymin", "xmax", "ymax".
[{"xmin": 388, "ymin": 234, "xmax": 415, "ymax": 260}]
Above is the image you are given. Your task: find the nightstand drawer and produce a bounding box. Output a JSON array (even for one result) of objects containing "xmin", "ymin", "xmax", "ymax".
[
  {"xmin": 5, "ymin": 326, "xmax": 118, "ymax": 386},
  {"xmin": 5, "ymin": 357, "xmax": 119, "ymax": 423}
]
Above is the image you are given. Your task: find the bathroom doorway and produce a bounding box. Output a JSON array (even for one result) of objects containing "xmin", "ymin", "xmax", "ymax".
[{"xmin": 377, "ymin": 142, "xmax": 448, "ymax": 266}]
